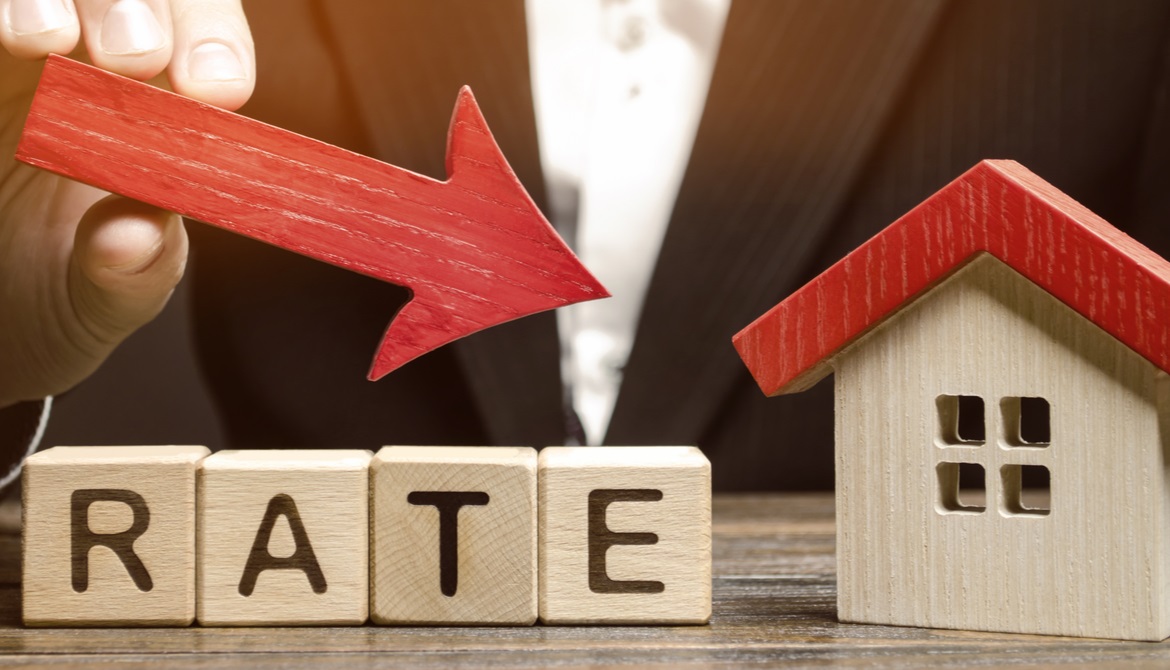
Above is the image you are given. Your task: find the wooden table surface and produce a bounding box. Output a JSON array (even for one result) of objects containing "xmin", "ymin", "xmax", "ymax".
[{"xmin": 1, "ymin": 493, "xmax": 1168, "ymax": 668}]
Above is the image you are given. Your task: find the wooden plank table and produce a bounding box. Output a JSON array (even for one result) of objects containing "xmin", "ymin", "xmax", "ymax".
[{"xmin": 1, "ymin": 493, "xmax": 1167, "ymax": 668}]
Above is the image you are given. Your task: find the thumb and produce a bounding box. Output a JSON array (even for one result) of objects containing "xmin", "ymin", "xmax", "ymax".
[{"xmin": 69, "ymin": 195, "xmax": 188, "ymax": 350}]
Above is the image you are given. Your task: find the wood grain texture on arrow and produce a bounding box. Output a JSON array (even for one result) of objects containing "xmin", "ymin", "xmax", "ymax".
[{"xmin": 17, "ymin": 54, "xmax": 608, "ymax": 379}]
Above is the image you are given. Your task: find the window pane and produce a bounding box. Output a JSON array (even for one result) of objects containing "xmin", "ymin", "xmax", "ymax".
[
  {"xmin": 936, "ymin": 395, "xmax": 985, "ymax": 445},
  {"xmin": 1001, "ymin": 464, "xmax": 1050, "ymax": 516},
  {"xmin": 1001, "ymin": 397, "xmax": 1051, "ymax": 447},
  {"xmin": 1019, "ymin": 397, "xmax": 1051, "ymax": 444},
  {"xmin": 937, "ymin": 461, "xmax": 986, "ymax": 514}
]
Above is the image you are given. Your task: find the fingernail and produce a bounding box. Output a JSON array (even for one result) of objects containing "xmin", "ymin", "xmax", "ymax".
[
  {"xmin": 188, "ymin": 41, "xmax": 246, "ymax": 82},
  {"xmin": 103, "ymin": 217, "xmax": 167, "ymax": 274},
  {"xmin": 100, "ymin": 0, "xmax": 165, "ymax": 56},
  {"xmin": 7, "ymin": 0, "xmax": 72, "ymax": 36}
]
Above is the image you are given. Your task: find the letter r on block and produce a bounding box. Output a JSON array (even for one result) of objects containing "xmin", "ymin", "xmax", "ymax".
[
  {"xmin": 23, "ymin": 445, "xmax": 206, "ymax": 627},
  {"xmin": 71, "ymin": 489, "xmax": 153, "ymax": 593}
]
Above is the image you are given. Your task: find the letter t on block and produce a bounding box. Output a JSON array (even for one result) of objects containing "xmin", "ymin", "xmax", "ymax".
[
  {"xmin": 22, "ymin": 445, "xmax": 208, "ymax": 626},
  {"xmin": 538, "ymin": 446, "xmax": 711, "ymax": 624},
  {"xmin": 370, "ymin": 446, "xmax": 537, "ymax": 625}
]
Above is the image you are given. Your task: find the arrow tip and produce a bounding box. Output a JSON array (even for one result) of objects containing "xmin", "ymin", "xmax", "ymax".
[
  {"xmin": 366, "ymin": 86, "xmax": 609, "ymax": 381},
  {"xmin": 445, "ymin": 86, "xmax": 496, "ymax": 179}
]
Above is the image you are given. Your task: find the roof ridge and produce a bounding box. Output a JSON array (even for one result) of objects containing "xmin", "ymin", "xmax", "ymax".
[{"xmin": 734, "ymin": 160, "xmax": 1170, "ymax": 396}]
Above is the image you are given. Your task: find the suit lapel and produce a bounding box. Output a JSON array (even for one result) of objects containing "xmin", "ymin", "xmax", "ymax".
[
  {"xmin": 317, "ymin": 0, "xmax": 947, "ymax": 448},
  {"xmin": 606, "ymin": 0, "xmax": 948, "ymax": 446},
  {"xmin": 316, "ymin": 0, "xmax": 566, "ymax": 446}
]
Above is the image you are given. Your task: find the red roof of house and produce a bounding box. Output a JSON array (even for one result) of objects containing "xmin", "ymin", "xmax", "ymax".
[{"xmin": 734, "ymin": 160, "xmax": 1170, "ymax": 396}]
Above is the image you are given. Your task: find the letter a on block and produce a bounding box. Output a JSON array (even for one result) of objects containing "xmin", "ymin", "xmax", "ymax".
[
  {"xmin": 197, "ymin": 450, "xmax": 371, "ymax": 626},
  {"xmin": 237, "ymin": 494, "xmax": 327, "ymax": 597},
  {"xmin": 23, "ymin": 446, "xmax": 208, "ymax": 626},
  {"xmin": 371, "ymin": 446, "xmax": 537, "ymax": 625},
  {"xmin": 539, "ymin": 447, "xmax": 711, "ymax": 624}
]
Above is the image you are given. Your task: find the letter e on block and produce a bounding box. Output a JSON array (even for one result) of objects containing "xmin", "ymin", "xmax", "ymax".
[
  {"xmin": 197, "ymin": 450, "xmax": 371, "ymax": 625},
  {"xmin": 370, "ymin": 446, "xmax": 537, "ymax": 625},
  {"xmin": 22, "ymin": 445, "xmax": 208, "ymax": 626},
  {"xmin": 538, "ymin": 446, "xmax": 711, "ymax": 624}
]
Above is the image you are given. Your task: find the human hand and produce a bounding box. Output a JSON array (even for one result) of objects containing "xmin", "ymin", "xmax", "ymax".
[{"xmin": 0, "ymin": 0, "xmax": 255, "ymax": 408}]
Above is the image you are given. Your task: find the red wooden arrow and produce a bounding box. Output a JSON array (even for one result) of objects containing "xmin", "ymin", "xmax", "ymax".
[{"xmin": 17, "ymin": 54, "xmax": 608, "ymax": 379}]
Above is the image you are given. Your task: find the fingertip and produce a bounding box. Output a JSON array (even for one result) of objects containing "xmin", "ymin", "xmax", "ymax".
[
  {"xmin": 0, "ymin": 0, "xmax": 81, "ymax": 59},
  {"xmin": 75, "ymin": 196, "xmax": 187, "ymax": 292},
  {"xmin": 78, "ymin": 0, "xmax": 172, "ymax": 80},
  {"xmin": 69, "ymin": 195, "xmax": 187, "ymax": 353},
  {"xmin": 170, "ymin": 39, "xmax": 253, "ymax": 110},
  {"xmin": 167, "ymin": 1, "xmax": 254, "ymax": 110}
]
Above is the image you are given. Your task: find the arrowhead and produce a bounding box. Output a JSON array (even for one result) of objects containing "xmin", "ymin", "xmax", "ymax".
[{"xmin": 367, "ymin": 86, "xmax": 608, "ymax": 380}]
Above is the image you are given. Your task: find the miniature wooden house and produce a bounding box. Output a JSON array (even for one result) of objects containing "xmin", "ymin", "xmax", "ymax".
[{"xmin": 734, "ymin": 160, "xmax": 1170, "ymax": 641}]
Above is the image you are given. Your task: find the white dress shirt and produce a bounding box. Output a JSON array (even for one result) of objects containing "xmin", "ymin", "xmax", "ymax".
[{"xmin": 526, "ymin": 0, "xmax": 731, "ymax": 444}]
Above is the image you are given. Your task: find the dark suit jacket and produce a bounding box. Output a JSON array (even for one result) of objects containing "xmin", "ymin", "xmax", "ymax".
[{"xmin": 187, "ymin": 0, "xmax": 1170, "ymax": 491}]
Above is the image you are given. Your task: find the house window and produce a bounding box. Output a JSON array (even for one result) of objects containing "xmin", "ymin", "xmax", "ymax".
[
  {"xmin": 1001, "ymin": 464, "xmax": 1050, "ymax": 517},
  {"xmin": 937, "ymin": 394, "xmax": 985, "ymax": 445},
  {"xmin": 937, "ymin": 462, "xmax": 986, "ymax": 513},
  {"xmin": 1001, "ymin": 397, "xmax": 1050, "ymax": 447},
  {"xmin": 935, "ymin": 394, "xmax": 1052, "ymax": 517}
]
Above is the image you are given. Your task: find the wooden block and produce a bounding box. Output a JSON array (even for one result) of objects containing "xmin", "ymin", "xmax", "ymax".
[
  {"xmin": 17, "ymin": 55, "xmax": 607, "ymax": 380},
  {"xmin": 538, "ymin": 446, "xmax": 711, "ymax": 625},
  {"xmin": 370, "ymin": 446, "xmax": 537, "ymax": 625},
  {"xmin": 197, "ymin": 450, "xmax": 371, "ymax": 626},
  {"xmin": 22, "ymin": 445, "xmax": 208, "ymax": 626}
]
